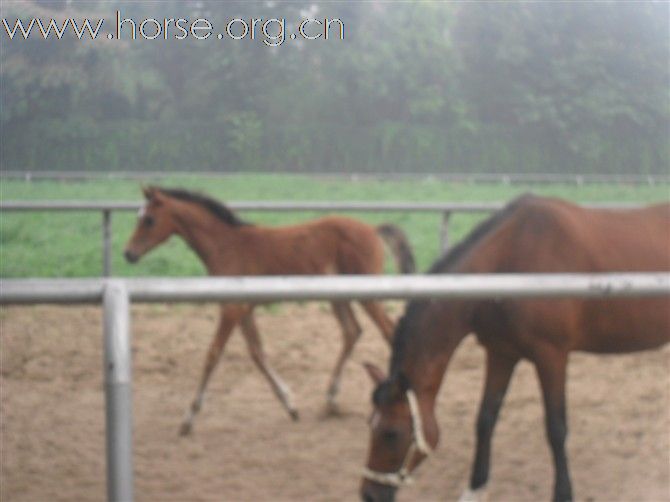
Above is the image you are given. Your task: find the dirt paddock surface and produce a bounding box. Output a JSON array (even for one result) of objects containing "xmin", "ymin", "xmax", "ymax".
[{"xmin": 1, "ymin": 303, "xmax": 668, "ymax": 501}]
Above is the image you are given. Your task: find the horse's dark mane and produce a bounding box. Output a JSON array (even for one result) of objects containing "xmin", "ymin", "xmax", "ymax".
[
  {"xmin": 154, "ymin": 187, "xmax": 251, "ymax": 227},
  {"xmin": 427, "ymin": 194, "xmax": 533, "ymax": 274},
  {"xmin": 389, "ymin": 194, "xmax": 534, "ymax": 377}
]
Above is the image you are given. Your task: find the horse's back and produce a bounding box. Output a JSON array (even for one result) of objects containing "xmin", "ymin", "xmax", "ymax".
[
  {"xmin": 497, "ymin": 197, "xmax": 670, "ymax": 272},
  {"xmin": 470, "ymin": 196, "xmax": 670, "ymax": 353},
  {"xmin": 580, "ymin": 202, "xmax": 669, "ymax": 270}
]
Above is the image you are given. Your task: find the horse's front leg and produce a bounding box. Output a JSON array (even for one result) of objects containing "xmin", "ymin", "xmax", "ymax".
[
  {"xmin": 535, "ymin": 347, "xmax": 572, "ymax": 502},
  {"xmin": 240, "ymin": 312, "xmax": 299, "ymax": 421},
  {"xmin": 179, "ymin": 303, "xmax": 250, "ymax": 436},
  {"xmin": 460, "ymin": 349, "xmax": 518, "ymax": 502}
]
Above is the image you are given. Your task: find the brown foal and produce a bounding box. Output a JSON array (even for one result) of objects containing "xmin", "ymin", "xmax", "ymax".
[
  {"xmin": 361, "ymin": 195, "xmax": 669, "ymax": 502},
  {"xmin": 123, "ymin": 186, "xmax": 415, "ymax": 435}
]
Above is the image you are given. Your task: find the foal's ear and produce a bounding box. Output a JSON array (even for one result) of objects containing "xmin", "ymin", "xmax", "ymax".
[
  {"xmin": 151, "ymin": 189, "xmax": 167, "ymax": 205},
  {"xmin": 141, "ymin": 185, "xmax": 154, "ymax": 200},
  {"xmin": 142, "ymin": 186, "xmax": 166, "ymax": 206},
  {"xmin": 363, "ymin": 362, "xmax": 386, "ymax": 385}
]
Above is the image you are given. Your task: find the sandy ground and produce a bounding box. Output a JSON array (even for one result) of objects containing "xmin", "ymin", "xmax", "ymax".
[{"xmin": 1, "ymin": 303, "xmax": 668, "ymax": 502}]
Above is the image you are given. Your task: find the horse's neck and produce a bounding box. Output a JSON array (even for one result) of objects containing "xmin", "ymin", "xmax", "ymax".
[
  {"xmin": 396, "ymin": 300, "xmax": 472, "ymax": 403},
  {"xmin": 400, "ymin": 208, "xmax": 509, "ymax": 403},
  {"xmin": 171, "ymin": 203, "xmax": 239, "ymax": 272},
  {"xmin": 401, "ymin": 230, "xmax": 498, "ymax": 398}
]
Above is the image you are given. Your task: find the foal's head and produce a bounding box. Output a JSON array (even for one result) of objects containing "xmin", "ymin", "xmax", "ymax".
[
  {"xmin": 360, "ymin": 363, "xmax": 439, "ymax": 502},
  {"xmin": 124, "ymin": 187, "xmax": 178, "ymax": 263}
]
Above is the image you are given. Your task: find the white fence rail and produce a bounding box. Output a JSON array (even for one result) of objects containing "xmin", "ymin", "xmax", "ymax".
[
  {"xmin": 2, "ymin": 273, "xmax": 669, "ymax": 303},
  {"xmin": 0, "ymin": 200, "xmax": 644, "ymax": 212},
  {"xmin": 2, "ymin": 170, "xmax": 668, "ymax": 185},
  {"xmin": 1, "ymin": 273, "xmax": 669, "ymax": 502},
  {"xmin": 0, "ymin": 200, "xmax": 646, "ymax": 276}
]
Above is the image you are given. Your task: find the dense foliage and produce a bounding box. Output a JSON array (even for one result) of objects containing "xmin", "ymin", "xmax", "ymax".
[{"xmin": 1, "ymin": 1, "xmax": 668, "ymax": 174}]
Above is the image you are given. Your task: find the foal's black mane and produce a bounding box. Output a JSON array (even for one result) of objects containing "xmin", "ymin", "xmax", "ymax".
[
  {"xmin": 155, "ymin": 187, "xmax": 251, "ymax": 227},
  {"xmin": 387, "ymin": 194, "xmax": 533, "ymax": 380}
]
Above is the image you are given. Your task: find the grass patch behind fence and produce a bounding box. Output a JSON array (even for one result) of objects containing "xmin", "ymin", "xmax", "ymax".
[{"xmin": 1, "ymin": 174, "xmax": 667, "ymax": 278}]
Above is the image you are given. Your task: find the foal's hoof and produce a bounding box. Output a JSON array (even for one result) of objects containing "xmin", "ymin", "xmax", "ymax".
[
  {"xmin": 325, "ymin": 401, "xmax": 343, "ymax": 417},
  {"xmin": 289, "ymin": 409, "xmax": 300, "ymax": 421},
  {"xmin": 179, "ymin": 422, "xmax": 193, "ymax": 436},
  {"xmin": 317, "ymin": 401, "xmax": 346, "ymax": 420}
]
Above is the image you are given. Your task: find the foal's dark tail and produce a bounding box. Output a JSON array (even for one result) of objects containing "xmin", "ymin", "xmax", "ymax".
[{"xmin": 376, "ymin": 224, "xmax": 416, "ymax": 273}]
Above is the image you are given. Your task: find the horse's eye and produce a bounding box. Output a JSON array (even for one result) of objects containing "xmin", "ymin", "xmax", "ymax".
[{"xmin": 144, "ymin": 216, "xmax": 155, "ymax": 228}]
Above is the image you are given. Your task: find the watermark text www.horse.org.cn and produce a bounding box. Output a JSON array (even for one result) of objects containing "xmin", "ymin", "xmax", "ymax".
[{"xmin": 2, "ymin": 11, "xmax": 344, "ymax": 46}]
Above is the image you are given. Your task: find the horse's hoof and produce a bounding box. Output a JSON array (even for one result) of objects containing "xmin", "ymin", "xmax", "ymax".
[
  {"xmin": 179, "ymin": 422, "xmax": 193, "ymax": 436},
  {"xmin": 459, "ymin": 486, "xmax": 487, "ymax": 502},
  {"xmin": 289, "ymin": 409, "xmax": 300, "ymax": 421}
]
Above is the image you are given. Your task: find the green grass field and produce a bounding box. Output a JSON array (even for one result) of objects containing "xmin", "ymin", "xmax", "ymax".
[{"xmin": 1, "ymin": 174, "xmax": 668, "ymax": 278}]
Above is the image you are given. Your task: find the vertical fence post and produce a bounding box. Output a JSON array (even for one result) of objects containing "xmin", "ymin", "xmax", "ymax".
[
  {"xmin": 103, "ymin": 210, "xmax": 112, "ymax": 277},
  {"xmin": 103, "ymin": 280, "xmax": 134, "ymax": 502},
  {"xmin": 440, "ymin": 211, "xmax": 452, "ymax": 253}
]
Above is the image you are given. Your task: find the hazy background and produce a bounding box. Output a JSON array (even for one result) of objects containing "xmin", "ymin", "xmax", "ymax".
[{"xmin": 1, "ymin": 0, "xmax": 669, "ymax": 176}]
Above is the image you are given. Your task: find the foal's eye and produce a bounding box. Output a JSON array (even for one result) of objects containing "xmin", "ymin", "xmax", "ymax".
[{"xmin": 143, "ymin": 216, "xmax": 155, "ymax": 228}]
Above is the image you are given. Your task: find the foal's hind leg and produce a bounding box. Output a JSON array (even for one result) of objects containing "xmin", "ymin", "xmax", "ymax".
[
  {"xmin": 327, "ymin": 301, "xmax": 362, "ymax": 413},
  {"xmin": 360, "ymin": 301, "xmax": 395, "ymax": 343},
  {"xmin": 179, "ymin": 304, "xmax": 249, "ymax": 436},
  {"xmin": 240, "ymin": 312, "xmax": 299, "ymax": 421}
]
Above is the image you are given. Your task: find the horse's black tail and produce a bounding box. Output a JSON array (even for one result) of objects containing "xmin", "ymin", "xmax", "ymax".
[{"xmin": 376, "ymin": 224, "xmax": 416, "ymax": 274}]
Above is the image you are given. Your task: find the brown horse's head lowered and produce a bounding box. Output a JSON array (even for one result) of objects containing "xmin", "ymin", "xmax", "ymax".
[
  {"xmin": 361, "ymin": 363, "xmax": 439, "ymax": 502},
  {"xmin": 360, "ymin": 195, "xmax": 669, "ymax": 502},
  {"xmin": 124, "ymin": 187, "xmax": 177, "ymax": 263}
]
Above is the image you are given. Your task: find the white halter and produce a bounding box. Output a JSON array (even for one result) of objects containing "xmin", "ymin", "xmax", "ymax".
[{"xmin": 362, "ymin": 389, "xmax": 432, "ymax": 488}]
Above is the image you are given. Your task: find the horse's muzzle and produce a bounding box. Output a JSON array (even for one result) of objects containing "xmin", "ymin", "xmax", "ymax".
[{"xmin": 124, "ymin": 250, "xmax": 139, "ymax": 264}]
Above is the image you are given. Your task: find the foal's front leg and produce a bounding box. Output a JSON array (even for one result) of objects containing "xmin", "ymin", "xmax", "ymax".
[
  {"xmin": 179, "ymin": 304, "xmax": 249, "ymax": 436},
  {"xmin": 240, "ymin": 312, "xmax": 299, "ymax": 421}
]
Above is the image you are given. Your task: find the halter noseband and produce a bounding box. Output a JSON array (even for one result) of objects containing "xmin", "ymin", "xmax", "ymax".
[{"xmin": 362, "ymin": 389, "xmax": 432, "ymax": 488}]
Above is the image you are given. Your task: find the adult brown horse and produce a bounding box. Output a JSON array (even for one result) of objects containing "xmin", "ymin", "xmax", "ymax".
[
  {"xmin": 361, "ymin": 194, "xmax": 669, "ymax": 502},
  {"xmin": 124, "ymin": 186, "xmax": 415, "ymax": 435}
]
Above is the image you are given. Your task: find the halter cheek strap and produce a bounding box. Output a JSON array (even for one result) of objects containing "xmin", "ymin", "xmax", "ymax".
[
  {"xmin": 362, "ymin": 389, "xmax": 433, "ymax": 488},
  {"xmin": 406, "ymin": 389, "xmax": 431, "ymax": 456}
]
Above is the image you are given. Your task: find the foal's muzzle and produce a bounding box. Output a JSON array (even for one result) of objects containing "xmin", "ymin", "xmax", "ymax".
[{"xmin": 124, "ymin": 250, "xmax": 139, "ymax": 263}]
